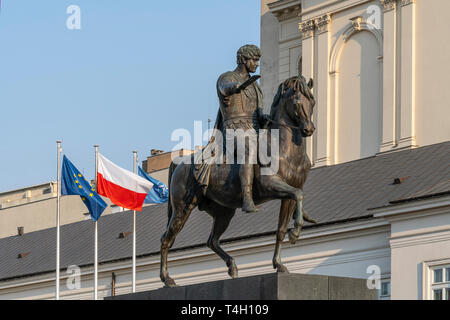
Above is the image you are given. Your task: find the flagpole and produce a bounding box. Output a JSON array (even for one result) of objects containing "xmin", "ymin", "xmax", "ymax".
[
  {"xmin": 132, "ymin": 150, "xmax": 137, "ymax": 293},
  {"xmin": 56, "ymin": 140, "xmax": 61, "ymax": 300},
  {"xmin": 94, "ymin": 145, "xmax": 99, "ymax": 300}
]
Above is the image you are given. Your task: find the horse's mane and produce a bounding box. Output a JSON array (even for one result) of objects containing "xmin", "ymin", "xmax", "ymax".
[{"xmin": 269, "ymin": 75, "xmax": 314, "ymax": 121}]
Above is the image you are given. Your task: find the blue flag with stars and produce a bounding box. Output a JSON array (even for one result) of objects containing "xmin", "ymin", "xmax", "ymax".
[
  {"xmin": 138, "ymin": 166, "xmax": 169, "ymax": 204},
  {"xmin": 61, "ymin": 155, "xmax": 107, "ymax": 221}
]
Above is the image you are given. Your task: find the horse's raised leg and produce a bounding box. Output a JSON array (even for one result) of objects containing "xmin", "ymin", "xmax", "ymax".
[
  {"xmin": 289, "ymin": 206, "xmax": 317, "ymax": 244},
  {"xmin": 160, "ymin": 202, "xmax": 196, "ymax": 287},
  {"xmin": 206, "ymin": 205, "xmax": 238, "ymax": 278},
  {"xmin": 261, "ymin": 174, "xmax": 305, "ymax": 227},
  {"xmin": 273, "ymin": 199, "xmax": 296, "ymax": 273}
]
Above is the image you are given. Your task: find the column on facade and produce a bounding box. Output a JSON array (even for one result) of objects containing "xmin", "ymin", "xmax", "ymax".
[
  {"xmin": 398, "ymin": 0, "xmax": 417, "ymax": 148},
  {"xmin": 313, "ymin": 14, "xmax": 331, "ymax": 167},
  {"xmin": 299, "ymin": 19, "xmax": 316, "ymax": 163},
  {"xmin": 380, "ymin": 0, "xmax": 398, "ymax": 152}
]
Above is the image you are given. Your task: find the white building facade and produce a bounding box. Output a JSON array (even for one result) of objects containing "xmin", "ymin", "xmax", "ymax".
[
  {"xmin": 0, "ymin": 216, "xmax": 392, "ymax": 300},
  {"xmin": 261, "ymin": 0, "xmax": 450, "ymax": 166},
  {"xmin": 1, "ymin": 193, "xmax": 449, "ymax": 300},
  {"xmin": 0, "ymin": 0, "xmax": 449, "ymax": 301}
]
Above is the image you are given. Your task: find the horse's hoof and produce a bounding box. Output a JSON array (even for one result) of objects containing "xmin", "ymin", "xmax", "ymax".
[
  {"xmin": 228, "ymin": 263, "xmax": 238, "ymax": 279},
  {"xmin": 303, "ymin": 210, "xmax": 317, "ymax": 224},
  {"xmin": 276, "ymin": 264, "xmax": 290, "ymax": 274},
  {"xmin": 304, "ymin": 215, "xmax": 317, "ymax": 224},
  {"xmin": 163, "ymin": 277, "xmax": 177, "ymax": 288},
  {"xmin": 242, "ymin": 199, "xmax": 258, "ymax": 213},
  {"xmin": 288, "ymin": 229, "xmax": 301, "ymax": 244},
  {"xmin": 242, "ymin": 206, "xmax": 258, "ymax": 214}
]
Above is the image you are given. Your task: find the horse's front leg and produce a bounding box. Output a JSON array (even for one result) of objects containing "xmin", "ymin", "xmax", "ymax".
[
  {"xmin": 273, "ymin": 199, "xmax": 296, "ymax": 273},
  {"xmin": 260, "ymin": 175, "xmax": 304, "ymax": 273}
]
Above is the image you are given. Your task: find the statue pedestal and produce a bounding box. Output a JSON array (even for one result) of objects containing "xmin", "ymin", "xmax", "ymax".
[{"xmin": 106, "ymin": 273, "xmax": 377, "ymax": 300}]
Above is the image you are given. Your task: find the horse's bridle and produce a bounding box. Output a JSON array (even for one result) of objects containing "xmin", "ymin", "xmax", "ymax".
[
  {"xmin": 266, "ymin": 117, "xmax": 302, "ymax": 130},
  {"xmin": 266, "ymin": 102, "xmax": 309, "ymax": 130}
]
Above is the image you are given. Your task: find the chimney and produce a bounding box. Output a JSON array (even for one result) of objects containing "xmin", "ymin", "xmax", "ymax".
[
  {"xmin": 118, "ymin": 231, "xmax": 132, "ymax": 239},
  {"xmin": 151, "ymin": 149, "xmax": 164, "ymax": 156},
  {"xmin": 18, "ymin": 252, "xmax": 30, "ymax": 259},
  {"xmin": 393, "ymin": 177, "xmax": 408, "ymax": 185}
]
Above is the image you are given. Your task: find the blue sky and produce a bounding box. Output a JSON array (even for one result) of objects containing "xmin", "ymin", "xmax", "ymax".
[{"xmin": 0, "ymin": 0, "xmax": 260, "ymax": 192}]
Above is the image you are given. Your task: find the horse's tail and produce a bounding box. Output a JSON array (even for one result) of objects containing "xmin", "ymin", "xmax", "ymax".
[{"xmin": 166, "ymin": 161, "xmax": 177, "ymax": 227}]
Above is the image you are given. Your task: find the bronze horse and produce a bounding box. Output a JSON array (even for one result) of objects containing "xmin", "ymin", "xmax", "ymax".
[{"xmin": 160, "ymin": 76, "xmax": 316, "ymax": 287}]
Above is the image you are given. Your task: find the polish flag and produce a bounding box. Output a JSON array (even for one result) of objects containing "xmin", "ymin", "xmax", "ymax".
[{"xmin": 97, "ymin": 153, "xmax": 153, "ymax": 211}]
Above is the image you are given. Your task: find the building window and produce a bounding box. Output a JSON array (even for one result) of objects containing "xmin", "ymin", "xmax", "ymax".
[
  {"xmin": 431, "ymin": 266, "xmax": 450, "ymax": 300},
  {"xmin": 380, "ymin": 281, "xmax": 390, "ymax": 298},
  {"xmin": 434, "ymin": 289, "xmax": 442, "ymax": 300},
  {"xmin": 434, "ymin": 269, "xmax": 443, "ymax": 283}
]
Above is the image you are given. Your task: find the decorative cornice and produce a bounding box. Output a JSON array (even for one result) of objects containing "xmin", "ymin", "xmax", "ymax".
[
  {"xmin": 371, "ymin": 195, "xmax": 450, "ymax": 219},
  {"xmin": 315, "ymin": 14, "xmax": 331, "ymax": 34},
  {"xmin": 267, "ymin": 0, "xmax": 299, "ymax": 11},
  {"xmin": 272, "ymin": 4, "xmax": 301, "ymax": 22},
  {"xmin": 401, "ymin": 0, "xmax": 415, "ymax": 6},
  {"xmin": 299, "ymin": 19, "xmax": 315, "ymax": 39},
  {"xmin": 381, "ymin": 0, "xmax": 397, "ymax": 12},
  {"xmin": 350, "ymin": 16, "xmax": 364, "ymax": 31}
]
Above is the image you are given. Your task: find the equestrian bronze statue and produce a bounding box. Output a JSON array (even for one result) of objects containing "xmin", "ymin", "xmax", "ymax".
[
  {"xmin": 216, "ymin": 45, "xmax": 266, "ymax": 213},
  {"xmin": 160, "ymin": 46, "xmax": 316, "ymax": 287}
]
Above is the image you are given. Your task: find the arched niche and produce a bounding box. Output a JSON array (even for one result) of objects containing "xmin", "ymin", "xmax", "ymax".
[
  {"xmin": 329, "ymin": 18, "xmax": 383, "ymax": 163},
  {"xmin": 330, "ymin": 18, "xmax": 383, "ymax": 74}
]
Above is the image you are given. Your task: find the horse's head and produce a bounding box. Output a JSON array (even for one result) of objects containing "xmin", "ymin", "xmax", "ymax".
[{"xmin": 270, "ymin": 76, "xmax": 315, "ymax": 137}]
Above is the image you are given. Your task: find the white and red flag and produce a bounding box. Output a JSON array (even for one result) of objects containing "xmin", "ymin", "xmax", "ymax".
[{"xmin": 97, "ymin": 153, "xmax": 153, "ymax": 211}]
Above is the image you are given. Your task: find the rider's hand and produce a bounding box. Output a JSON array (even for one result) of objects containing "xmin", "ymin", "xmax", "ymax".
[
  {"xmin": 261, "ymin": 114, "xmax": 271, "ymax": 129},
  {"xmin": 229, "ymin": 82, "xmax": 241, "ymax": 95}
]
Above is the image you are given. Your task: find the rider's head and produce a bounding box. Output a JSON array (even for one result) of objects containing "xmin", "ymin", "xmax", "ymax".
[{"xmin": 237, "ymin": 45, "xmax": 261, "ymax": 73}]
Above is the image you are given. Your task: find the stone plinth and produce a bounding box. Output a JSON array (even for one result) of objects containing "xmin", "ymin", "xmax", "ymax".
[{"xmin": 106, "ymin": 273, "xmax": 377, "ymax": 300}]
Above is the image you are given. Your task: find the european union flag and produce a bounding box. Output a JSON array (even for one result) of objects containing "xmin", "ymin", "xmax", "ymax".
[
  {"xmin": 61, "ymin": 155, "xmax": 107, "ymax": 221},
  {"xmin": 138, "ymin": 166, "xmax": 169, "ymax": 204}
]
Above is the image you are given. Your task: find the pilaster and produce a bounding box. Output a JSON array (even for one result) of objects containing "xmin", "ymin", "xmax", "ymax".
[
  {"xmin": 379, "ymin": 0, "xmax": 417, "ymax": 153},
  {"xmin": 398, "ymin": 0, "xmax": 417, "ymax": 149},
  {"xmin": 299, "ymin": 19, "xmax": 315, "ymax": 81},
  {"xmin": 299, "ymin": 19, "xmax": 316, "ymax": 163},
  {"xmin": 381, "ymin": 0, "xmax": 397, "ymax": 12},
  {"xmin": 380, "ymin": 0, "xmax": 398, "ymax": 153},
  {"xmin": 314, "ymin": 14, "xmax": 331, "ymax": 167}
]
